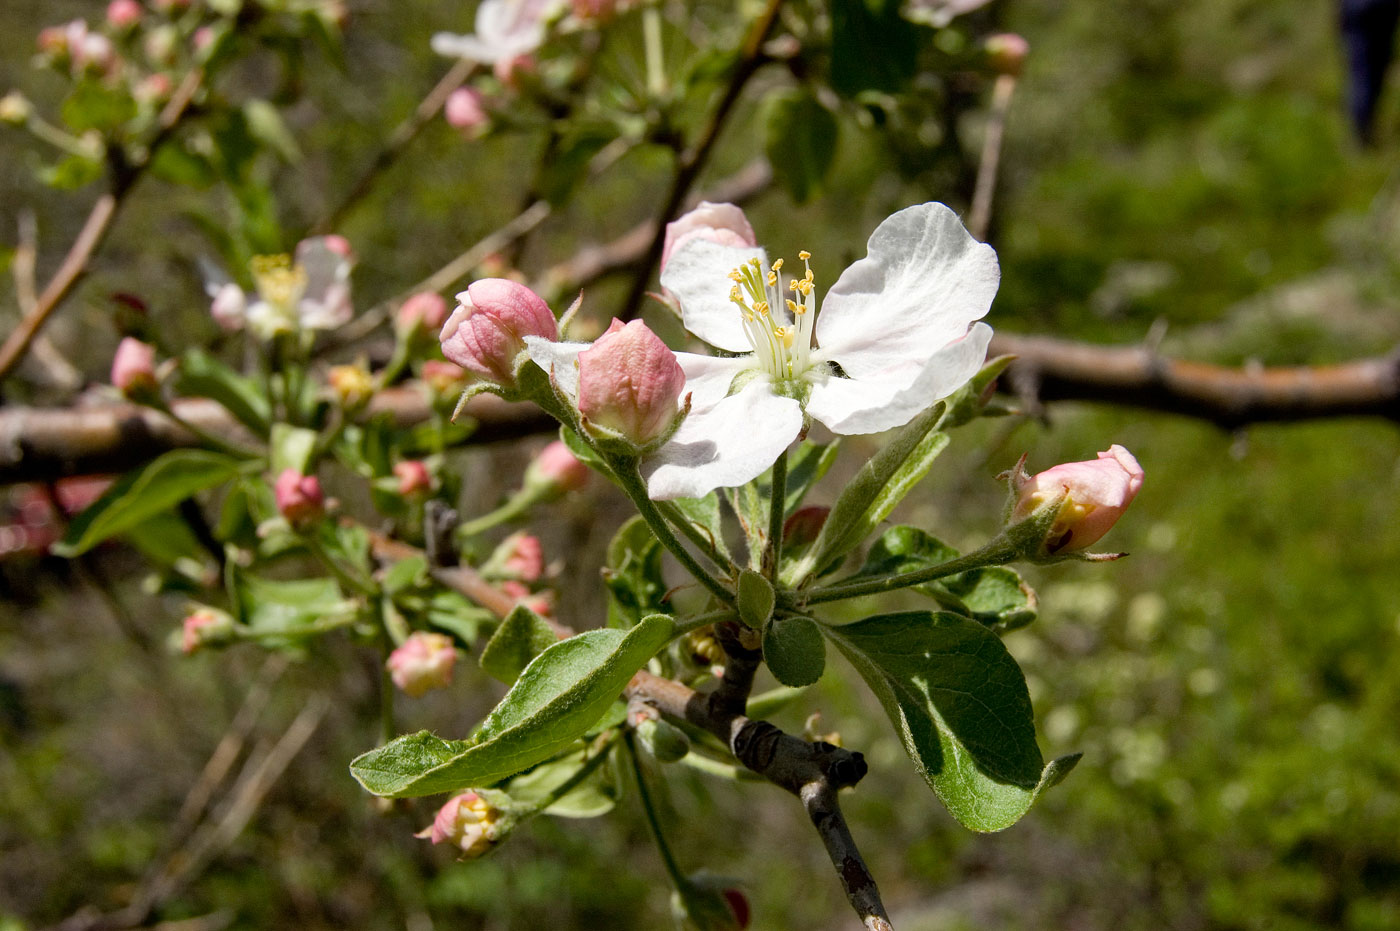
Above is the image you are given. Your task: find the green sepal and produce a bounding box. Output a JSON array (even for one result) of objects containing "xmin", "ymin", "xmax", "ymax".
[
  {"xmin": 942, "ymin": 355, "xmax": 1017, "ymax": 428},
  {"xmin": 173, "ymin": 350, "xmax": 272, "ymax": 435},
  {"xmin": 269, "ymin": 423, "xmax": 319, "ymax": 475}
]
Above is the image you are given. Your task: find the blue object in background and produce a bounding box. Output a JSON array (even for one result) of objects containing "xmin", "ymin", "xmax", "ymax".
[{"xmin": 1340, "ymin": 0, "xmax": 1400, "ymax": 143}]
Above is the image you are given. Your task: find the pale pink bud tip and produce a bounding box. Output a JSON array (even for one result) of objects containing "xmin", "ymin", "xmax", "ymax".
[
  {"xmin": 526, "ymin": 440, "xmax": 589, "ymax": 493},
  {"xmin": 397, "ymin": 292, "xmax": 449, "ymax": 333},
  {"xmin": 106, "ymin": 0, "xmax": 143, "ymax": 29},
  {"xmin": 1012, "ymin": 445, "xmax": 1143, "ymax": 553},
  {"xmin": 111, "ymin": 337, "xmax": 157, "ymax": 395},
  {"xmin": 393, "ymin": 460, "xmax": 433, "ymax": 496},
  {"xmin": 387, "ymin": 632, "xmax": 457, "ymax": 698},
  {"xmin": 317, "ymin": 234, "xmax": 356, "ymax": 264},
  {"xmin": 576, "ymin": 319, "xmax": 686, "ymax": 446},
  {"xmin": 439, "ymin": 278, "xmax": 557, "ymax": 385},
  {"xmin": 444, "ymin": 86, "xmax": 488, "ymax": 131},
  {"xmin": 501, "ymin": 533, "xmax": 545, "ymax": 582},
  {"xmin": 661, "ymin": 201, "xmax": 757, "ymax": 272},
  {"xmin": 274, "ymin": 468, "xmax": 325, "ymax": 526},
  {"xmin": 418, "ymin": 791, "xmax": 500, "ymax": 856},
  {"xmin": 181, "ymin": 608, "xmax": 233, "ymax": 655},
  {"xmin": 985, "ymin": 33, "xmax": 1030, "ymax": 77}
]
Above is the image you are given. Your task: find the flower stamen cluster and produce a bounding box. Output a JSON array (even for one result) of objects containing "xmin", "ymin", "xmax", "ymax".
[{"xmin": 726, "ymin": 251, "xmax": 818, "ymax": 384}]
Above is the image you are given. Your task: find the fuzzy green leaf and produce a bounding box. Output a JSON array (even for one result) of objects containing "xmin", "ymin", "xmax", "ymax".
[
  {"xmin": 480, "ymin": 604, "xmax": 561, "ymax": 684},
  {"xmin": 350, "ymin": 615, "xmax": 674, "ymax": 798},
  {"xmin": 54, "ymin": 450, "xmax": 243, "ymax": 557},
  {"xmin": 737, "ymin": 569, "xmax": 775, "ymax": 628},
  {"xmin": 824, "ymin": 610, "xmax": 1061, "ymax": 831},
  {"xmin": 175, "ymin": 349, "xmax": 271, "ymax": 434},
  {"xmin": 763, "ymin": 615, "xmax": 826, "ymax": 687}
]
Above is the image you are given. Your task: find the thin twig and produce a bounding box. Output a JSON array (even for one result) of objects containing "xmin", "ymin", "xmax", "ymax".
[
  {"xmin": 314, "ymin": 59, "xmax": 475, "ymax": 235},
  {"xmin": 967, "ymin": 73, "xmax": 1017, "ymax": 242},
  {"xmin": 617, "ymin": 0, "xmax": 785, "ymax": 323}
]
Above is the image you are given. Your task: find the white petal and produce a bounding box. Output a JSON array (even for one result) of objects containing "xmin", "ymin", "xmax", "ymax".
[
  {"xmin": 644, "ymin": 381, "xmax": 803, "ymax": 500},
  {"xmin": 816, "ymin": 202, "xmax": 998, "ymax": 378},
  {"xmin": 673, "ymin": 352, "xmax": 752, "ymax": 408},
  {"xmin": 523, "ymin": 337, "xmax": 587, "ymax": 399},
  {"xmin": 806, "ymin": 322, "xmax": 992, "ymax": 434},
  {"xmin": 430, "ymin": 31, "xmax": 498, "ymax": 62},
  {"xmin": 658, "ymin": 239, "xmax": 767, "ymax": 353}
]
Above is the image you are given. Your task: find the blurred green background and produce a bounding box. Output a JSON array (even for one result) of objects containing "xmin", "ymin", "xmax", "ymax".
[{"xmin": 4, "ymin": 0, "xmax": 1400, "ymax": 929}]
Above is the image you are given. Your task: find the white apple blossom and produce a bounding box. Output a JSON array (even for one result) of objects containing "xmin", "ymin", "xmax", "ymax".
[
  {"xmin": 203, "ymin": 238, "xmax": 354, "ymax": 340},
  {"xmin": 431, "ymin": 0, "xmax": 559, "ymax": 65},
  {"xmin": 646, "ymin": 201, "xmax": 998, "ymax": 498},
  {"xmin": 527, "ymin": 202, "xmax": 997, "ymax": 501}
]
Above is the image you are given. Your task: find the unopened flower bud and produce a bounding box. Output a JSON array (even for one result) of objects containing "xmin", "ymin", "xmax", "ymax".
[
  {"xmin": 111, "ymin": 337, "xmax": 157, "ymax": 397},
  {"xmin": 672, "ymin": 873, "xmax": 751, "ymax": 931},
  {"xmin": 319, "ymin": 233, "xmax": 356, "ymax": 265},
  {"xmin": 1007, "ymin": 445, "xmax": 1143, "ymax": 555},
  {"xmin": 192, "ymin": 26, "xmax": 216, "ymax": 53},
  {"xmin": 635, "ymin": 716, "xmax": 690, "ymax": 763},
  {"xmin": 143, "ymin": 24, "xmax": 179, "ymax": 66},
  {"xmin": 422, "ymin": 360, "xmax": 468, "ymax": 395},
  {"xmin": 133, "ymin": 72, "xmax": 171, "ymax": 105},
  {"xmin": 387, "ymin": 631, "xmax": 457, "ymax": 697},
  {"xmin": 37, "ymin": 26, "xmax": 70, "ymax": 63},
  {"xmin": 416, "ymin": 791, "xmax": 502, "ymax": 857},
  {"xmin": 396, "ymin": 291, "xmax": 449, "ymax": 335},
  {"xmin": 208, "ymin": 282, "xmax": 246, "ymax": 330},
  {"xmin": 444, "ymin": 86, "xmax": 488, "ymax": 133},
  {"xmin": 576, "ymin": 319, "xmax": 686, "ymax": 447},
  {"xmin": 523, "ymin": 440, "xmax": 589, "ymax": 497},
  {"xmin": 439, "ymin": 279, "xmax": 557, "ymax": 386},
  {"xmin": 393, "ymin": 460, "xmax": 433, "ymax": 497},
  {"xmin": 985, "ymin": 33, "xmax": 1029, "ymax": 77},
  {"xmin": 274, "ymin": 468, "xmax": 325, "ymax": 527},
  {"xmin": 490, "ymin": 532, "xmax": 544, "ymax": 582},
  {"xmin": 499, "ymin": 580, "xmax": 554, "ymax": 617},
  {"xmin": 783, "ymin": 505, "xmax": 828, "ymax": 549},
  {"xmin": 0, "ymin": 92, "xmax": 31, "ymax": 125},
  {"xmin": 661, "ymin": 201, "xmax": 757, "ymax": 272},
  {"xmin": 106, "ymin": 0, "xmax": 143, "ymax": 30},
  {"xmin": 181, "ymin": 607, "xmax": 235, "ymax": 654},
  {"xmin": 75, "ymin": 31, "xmax": 117, "ymax": 73},
  {"xmin": 327, "ymin": 363, "xmax": 373, "ymax": 408}
]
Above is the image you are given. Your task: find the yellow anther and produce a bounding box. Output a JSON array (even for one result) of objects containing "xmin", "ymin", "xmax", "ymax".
[
  {"xmin": 728, "ymin": 269, "xmax": 743, "ymax": 282},
  {"xmin": 754, "ymin": 301, "xmax": 770, "ymax": 316},
  {"xmin": 730, "ymin": 286, "xmax": 743, "ymax": 302},
  {"xmin": 786, "ymin": 298, "xmax": 804, "ymax": 315},
  {"xmin": 777, "ymin": 327, "xmax": 795, "ymax": 347},
  {"xmin": 748, "ymin": 258, "xmax": 761, "ymax": 269},
  {"xmin": 788, "ymin": 279, "xmax": 800, "ymax": 291},
  {"xmin": 772, "ymin": 258, "xmax": 784, "ymax": 271},
  {"xmin": 798, "ymin": 250, "xmax": 810, "ymax": 261}
]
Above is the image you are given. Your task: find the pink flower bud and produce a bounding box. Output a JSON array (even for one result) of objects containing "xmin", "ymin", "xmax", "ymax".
[
  {"xmin": 499, "ymin": 580, "xmax": 554, "ymax": 617},
  {"xmin": 439, "ymin": 279, "xmax": 557, "ymax": 385},
  {"xmin": 396, "ymin": 291, "xmax": 449, "ymax": 334},
  {"xmin": 417, "ymin": 791, "xmax": 501, "ymax": 856},
  {"xmin": 181, "ymin": 608, "xmax": 234, "ymax": 655},
  {"xmin": 500, "ymin": 532, "xmax": 544, "ymax": 582},
  {"xmin": 318, "ymin": 234, "xmax": 356, "ymax": 265},
  {"xmin": 111, "ymin": 337, "xmax": 157, "ymax": 396},
  {"xmin": 524, "ymin": 440, "xmax": 589, "ymax": 494},
  {"xmin": 192, "ymin": 26, "xmax": 216, "ymax": 52},
  {"xmin": 133, "ymin": 72, "xmax": 172, "ymax": 104},
  {"xmin": 209, "ymin": 282, "xmax": 246, "ymax": 330},
  {"xmin": 37, "ymin": 26, "xmax": 70, "ymax": 62},
  {"xmin": 444, "ymin": 86, "xmax": 488, "ymax": 132},
  {"xmin": 661, "ymin": 202, "xmax": 757, "ymax": 272},
  {"xmin": 387, "ymin": 631, "xmax": 457, "ymax": 697},
  {"xmin": 393, "ymin": 460, "xmax": 432, "ymax": 496},
  {"xmin": 422, "ymin": 360, "xmax": 468, "ymax": 394},
  {"xmin": 274, "ymin": 468, "xmax": 325, "ymax": 527},
  {"xmin": 75, "ymin": 31, "xmax": 117, "ymax": 73},
  {"xmin": 107, "ymin": 0, "xmax": 143, "ymax": 29},
  {"xmin": 985, "ymin": 33, "xmax": 1030, "ymax": 77},
  {"xmin": 1009, "ymin": 445, "xmax": 1143, "ymax": 553},
  {"xmin": 576, "ymin": 319, "xmax": 686, "ymax": 446}
]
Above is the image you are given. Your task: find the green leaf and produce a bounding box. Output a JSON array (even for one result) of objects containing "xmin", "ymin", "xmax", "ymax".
[
  {"xmin": 852, "ymin": 526, "xmax": 1038, "ymax": 632},
  {"xmin": 382, "ymin": 556, "xmax": 428, "ymax": 594},
  {"xmin": 62, "ymin": 82, "xmax": 135, "ymax": 133},
  {"xmin": 829, "ymin": 0, "xmax": 921, "ymax": 97},
  {"xmin": 351, "ymin": 615, "xmax": 675, "ymax": 798},
  {"xmin": 737, "ymin": 569, "xmax": 775, "ymax": 629},
  {"xmin": 667, "ymin": 492, "xmax": 731, "ymax": 564},
  {"xmin": 121, "ymin": 511, "xmax": 207, "ymax": 567},
  {"xmin": 763, "ymin": 615, "xmax": 825, "ymax": 687},
  {"xmin": 148, "ymin": 142, "xmax": 217, "ymax": 188},
  {"xmin": 787, "ymin": 404, "xmax": 948, "ymax": 586},
  {"xmin": 269, "ymin": 423, "xmax": 318, "ymax": 475},
  {"xmin": 539, "ymin": 124, "xmax": 614, "ymax": 206},
  {"xmin": 426, "ymin": 591, "xmax": 495, "ymax": 645},
  {"xmin": 502, "ymin": 742, "xmax": 619, "ymax": 818},
  {"xmin": 824, "ymin": 610, "xmax": 1052, "ymax": 832},
  {"xmin": 175, "ymin": 349, "xmax": 271, "ymax": 434},
  {"xmin": 783, "ymin": 440, "xmax": 840, "ymax": 515},
  {"xmin": 243, "ymin": 100, "xmax": 301, "ymax": 162},
  {"xmin": 480, "ymin": 604, "xmax": 560, "ymax": 684},
  {"xmin": 603, "ymin": 516, "xmax": 668, "ymax": 628},
  {"xmin": 239, "ymin": 574, "xmax": 356, "ymax": 634},
  {"xmin": 55, "ymin": 450, "xmax": 243, "ymax": 557},
  {"xmin": 39, "ymin": 154, "xmax": 103, "ymax": 190},
  {"xmin": 762, "ymin": 88, "xmax": 839, "ymax": 204}
]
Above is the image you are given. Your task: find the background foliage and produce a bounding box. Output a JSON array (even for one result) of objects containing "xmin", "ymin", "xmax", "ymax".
[{"xmin": 3, "ymin": 0, "xmax": 1400, "ymax": 928}]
